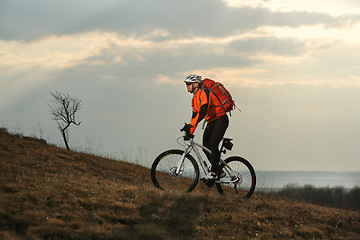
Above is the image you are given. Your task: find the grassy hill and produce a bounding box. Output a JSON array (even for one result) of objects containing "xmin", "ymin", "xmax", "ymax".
[{"xmin": 1, "ymin": 130, "xmax": 359, "ymax": 240}]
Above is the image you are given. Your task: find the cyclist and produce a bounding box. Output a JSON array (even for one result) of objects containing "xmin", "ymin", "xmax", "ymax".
[{"xmin": 182, "ymin": 74, "xmax": 229, "ymax": 181}]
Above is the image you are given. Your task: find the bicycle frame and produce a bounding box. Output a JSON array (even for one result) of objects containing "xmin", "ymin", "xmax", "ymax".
[
  {"xmin": 176, "ymin": 137, "xmax": 238, "ymax": 184},
  {"xmin": 151, "ymin": 132, "xmax": 256, "ymax": 197}
]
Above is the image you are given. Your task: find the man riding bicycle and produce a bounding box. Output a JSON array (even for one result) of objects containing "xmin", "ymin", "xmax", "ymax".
[{"xmin": 182, "ymin": 74, "xmax": 229, "ymax": 181}]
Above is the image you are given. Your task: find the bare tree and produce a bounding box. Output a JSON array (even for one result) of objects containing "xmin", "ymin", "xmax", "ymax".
[{"xmin": 49, "ymin": 91, "xmax": 82, "ymax": 150}]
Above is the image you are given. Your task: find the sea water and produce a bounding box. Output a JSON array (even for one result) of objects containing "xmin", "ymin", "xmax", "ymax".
[{"xmin": 255, "ymin": 171, "xmax": 360, "ymax": 191}]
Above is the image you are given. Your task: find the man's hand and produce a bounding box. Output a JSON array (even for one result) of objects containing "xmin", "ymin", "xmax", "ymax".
[
  {"xmin": 180, "ymin": 123, "xmax": 194, "ymax": 140},
  {"xmin": 180, "ymin": 123, "xmax": 193, "ymax": 133}
]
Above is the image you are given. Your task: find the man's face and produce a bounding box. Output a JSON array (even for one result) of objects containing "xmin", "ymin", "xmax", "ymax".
[{"xmin": 186, "ymin": 82, "xmax": 199, "ymax": 93}]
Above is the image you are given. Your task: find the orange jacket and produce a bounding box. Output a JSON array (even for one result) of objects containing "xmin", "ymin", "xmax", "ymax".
[{"xmin": 189, "ymin": 88, "xmax": 226, "ymax": 134}]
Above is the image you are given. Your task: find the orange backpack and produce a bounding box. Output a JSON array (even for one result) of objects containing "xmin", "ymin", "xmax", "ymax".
[{"xmin": 201, "ymin": 78, "xmax": 236, "ymax": 114}]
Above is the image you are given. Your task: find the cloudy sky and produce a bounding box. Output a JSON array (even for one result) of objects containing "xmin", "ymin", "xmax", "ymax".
[{"xmin": 1, "ymin": 0, "xmax": 360, "ymax": 172}]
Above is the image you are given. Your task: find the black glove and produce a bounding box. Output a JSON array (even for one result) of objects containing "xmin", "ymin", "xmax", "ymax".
[
  {"xmin": 180, "ymin": 123, "xmax": 193, "ymax": 133},
  {"xmin": 181, "ymin": 123, "xmax": 194, "ymax": 140}
]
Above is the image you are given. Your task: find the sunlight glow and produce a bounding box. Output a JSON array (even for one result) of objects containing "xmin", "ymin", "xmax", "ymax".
[{"xmin": 2, "ymin": 20, "xmax": 360, "ymax": 91}]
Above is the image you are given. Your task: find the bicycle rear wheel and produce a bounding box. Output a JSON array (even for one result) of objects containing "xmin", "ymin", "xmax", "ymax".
[
  {"xmin": 216, "ymin": 156, "xmax": 256, "ymax": 198},
  {"xmin": 151, "ymin": 149, "xmax": 199, "ymax": 193}
]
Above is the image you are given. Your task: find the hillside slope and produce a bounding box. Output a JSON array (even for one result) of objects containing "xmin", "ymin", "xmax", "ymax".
[{"xmin": 1, "ymin": 130, "xmax": 359, "ymax": 240}]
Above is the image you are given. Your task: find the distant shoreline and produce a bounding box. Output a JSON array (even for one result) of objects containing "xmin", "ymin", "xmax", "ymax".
[{"xmin": 256, "ymin": 171, "xmax": 360, "ymax": 189}]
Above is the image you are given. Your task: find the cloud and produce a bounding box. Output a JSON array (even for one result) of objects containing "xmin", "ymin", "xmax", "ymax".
[
  {"xmin": 222, "ymin": 0, "xmax": 360, "ymax": 16},
  {"xmin": 5, "ymin": 22, "xmax": 358, "ymax": 72},
  {"xmin": 0, "ymin": 32, "xmax": 117, "ymax": 70},
  {"xmin": 2, "ymin": 15, "xmax": 360, "ymax": 98},
  {"xmin": 1, "ymin": 0, "xmax": 360, "ymax": 109},
  {"xmin": 229, "ymin": 37, "xmax": 305, "ymax": 56},
  {"xmin": 1, "ymin": 0, "xmax": 347, "ymax": 41},
  {"xmin": 155, "ymin": 75, "xmax": 181, "ymax": 85}
]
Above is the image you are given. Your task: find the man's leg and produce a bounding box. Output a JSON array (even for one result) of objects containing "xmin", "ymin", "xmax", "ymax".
[
  {"xmin": 203, "ymin": 115, "xmax": 229, "ymax": 175},
  {"xmin": 202, "ymin": 123, "xmax": 213, "ymax": 168}
]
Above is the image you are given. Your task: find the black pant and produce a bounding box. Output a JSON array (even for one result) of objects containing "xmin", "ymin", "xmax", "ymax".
[{"xmin": 203, "ymin": 114, "xmax": 229, "ymax": 174}]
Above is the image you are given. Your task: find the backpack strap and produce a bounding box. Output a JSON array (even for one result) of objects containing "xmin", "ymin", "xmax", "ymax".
[{"xmin": 205, "ymin": 85, "xmax": 226, "ymax": 110}]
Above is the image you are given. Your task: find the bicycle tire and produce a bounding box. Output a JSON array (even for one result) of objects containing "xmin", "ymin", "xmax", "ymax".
[
  {"xmin": 216, "ymin": 156, "xmax": 256, "ymax": 198},
  {"xmin": 151, "ymin": 149, "xmax": 200, "ymax": 193}
]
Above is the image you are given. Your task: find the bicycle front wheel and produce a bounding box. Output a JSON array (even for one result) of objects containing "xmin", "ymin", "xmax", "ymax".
[
  {"xmin": 151, "ymin": 149, "xmax": 199, "ymax": 193},
  {"xmin": 216, "ymin": 156, "xmax": 256, "ymax": 198}
]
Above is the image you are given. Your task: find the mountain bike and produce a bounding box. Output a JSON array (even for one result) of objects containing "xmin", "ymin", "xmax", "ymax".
[{"xmin": 150, "ymin": 126, "xmax": 256, "ymax": 198}]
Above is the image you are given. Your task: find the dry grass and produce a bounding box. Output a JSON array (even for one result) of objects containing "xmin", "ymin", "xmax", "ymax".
[{"xmin": 1, "ymin": 130, "xmax": 359, "ymax": 240}]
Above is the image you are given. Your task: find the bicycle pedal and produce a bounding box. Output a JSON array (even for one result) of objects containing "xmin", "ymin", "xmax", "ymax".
[
  {"xmin": 200, "ymin": 178, "xmax": 215, "ymax": 187},
  {"xmin": 205, "ymin": 180, "xmax": 215, "ymax": 187}
]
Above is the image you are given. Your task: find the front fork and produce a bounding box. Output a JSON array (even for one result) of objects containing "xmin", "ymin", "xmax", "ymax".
[{"xmin": 175, "ymin": 144, "xmax": 192, "ymax": 175}]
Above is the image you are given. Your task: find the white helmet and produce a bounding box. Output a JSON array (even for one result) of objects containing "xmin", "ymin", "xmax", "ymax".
[{"xmin": 184, "ymin": 74, "xmax": 202, "ymax": 83}]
